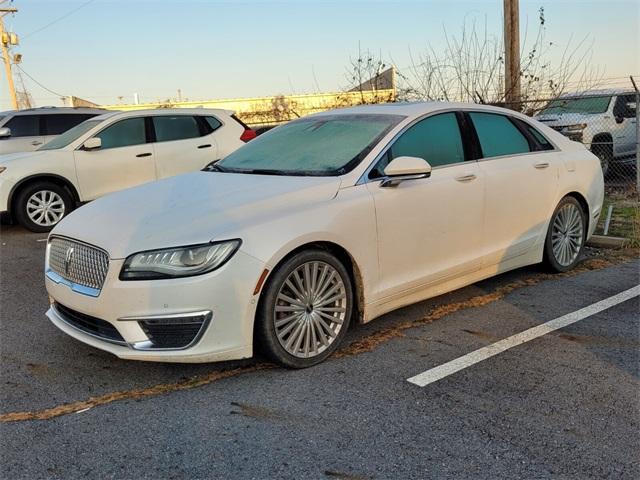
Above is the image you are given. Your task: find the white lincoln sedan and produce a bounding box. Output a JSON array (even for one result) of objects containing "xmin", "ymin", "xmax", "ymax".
[{"xmin": 44, "ymin": 102, "xmax": 604, "ymax": 368}]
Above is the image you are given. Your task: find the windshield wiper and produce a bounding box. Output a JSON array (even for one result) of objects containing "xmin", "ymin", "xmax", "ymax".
[{"xmin": 203, "ymin": 162, "xmax": 228, "ymax": 172}]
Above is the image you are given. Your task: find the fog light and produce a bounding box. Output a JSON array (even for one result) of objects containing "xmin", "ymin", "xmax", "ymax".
[{"xmin": 123, "ymin": 311, "xmax": 212, "ymax": 350}]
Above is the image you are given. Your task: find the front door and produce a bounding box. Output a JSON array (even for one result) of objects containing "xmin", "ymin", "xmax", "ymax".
[
  {"xmin": 366, "ymin": 112, "xmax": 485, "ymax": 300},
  {"xmin": 612, "ymin": 94, "xmax": 637, "ymax": 157},
  {"xmin": 74, "ymin": 117, "xmax": 157, "ymax": 200}
]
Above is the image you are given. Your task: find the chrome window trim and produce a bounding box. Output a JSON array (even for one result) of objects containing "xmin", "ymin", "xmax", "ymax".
[
  {"xmin": 356, "ymin": 108, "xmax": 472, "ymax": 185},
  {"xmin": 50, "ymin": 303, "xmax": 127, "ymax": 346},
  {"xmin": 119, "ymin": 310, "xmax": 213, "ymax": 351}
]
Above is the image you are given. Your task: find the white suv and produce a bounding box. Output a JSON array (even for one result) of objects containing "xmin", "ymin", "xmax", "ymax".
[
  {"xmin": 0, "ymin": 108, "xmax": 254, "ymax": 231},
  {"xmin": 0, "ymin": 107, "xmax": 107, "ymax": 154},
  {"xmin": 535, "ymin": 89, "xmax": 637, "ymax": 176}
]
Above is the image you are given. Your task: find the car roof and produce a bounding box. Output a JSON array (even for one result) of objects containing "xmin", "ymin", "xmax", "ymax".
[
  {"xmin": 311, "ymin": 101, "xmax": 526, "ymax": 119},
  {"xmin": 0, "ymin": 106, "xmax": 108, "ymax": 116},
  {"xmin": 557, "ymin": 88, "xmax": 634, "ymax": 98},
  {"xmin": 89, "ymin": 108, "xmax": 235, "ymax": 120}
]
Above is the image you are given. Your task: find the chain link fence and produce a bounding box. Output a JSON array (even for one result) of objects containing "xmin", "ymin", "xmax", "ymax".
[{"xmin": 520, "ymin": 86, "xmax": 639, "ymax": 194}]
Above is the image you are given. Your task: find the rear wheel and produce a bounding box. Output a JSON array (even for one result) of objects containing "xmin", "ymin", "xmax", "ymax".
[
  {"xmin": 543, "ymin": 196, "xmax": 586, "ymax": 272},
  {"xmin": 13, "ymin": 181, "xmax": 74, "ymax": 232},
  {"xmin": 255, "ymin": 249, "xmax": 353, "ymax": 368}
]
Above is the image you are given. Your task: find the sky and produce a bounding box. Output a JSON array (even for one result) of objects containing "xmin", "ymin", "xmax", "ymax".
[{"xmin": 1, "ymin": 0, "xmax": 639, "ymax": 109}]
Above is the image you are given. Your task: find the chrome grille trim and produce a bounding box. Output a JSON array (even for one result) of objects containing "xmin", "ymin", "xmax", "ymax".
[{"xmin": 47, "ymin": 236, "xmax": 109, "ymax": 294}]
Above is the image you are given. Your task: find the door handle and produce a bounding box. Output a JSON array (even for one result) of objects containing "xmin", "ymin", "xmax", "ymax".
[
  {"xmin": 31, "ymin": 141, "xmax": 43, "ymax": 146},
  {"xmin": 455, "ymin": 173, "xmax": 477, "ymax": 182},
  {"xmin": 197, "ymin": 144, "xmax": 212, "ymax": 149},
  {"xmin": 534, "ymin": 162, "xmax": 550, "ymax": 169},
  {"xmin": 136, "ymin": 152, "xmax": 152, "ymax": 158}
]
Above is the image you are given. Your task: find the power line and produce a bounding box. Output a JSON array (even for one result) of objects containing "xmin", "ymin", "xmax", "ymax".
[
  {"xmin": 23, "ymin": 0, "xmax": 97, "ymax": 39},
  {"xmin": 15, "ymin": 64, "xmax": 65, "ymax": 97}
]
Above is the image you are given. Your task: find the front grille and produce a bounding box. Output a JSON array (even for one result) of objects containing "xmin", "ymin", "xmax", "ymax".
[
  {"xmin": 48, "ymin": 237, "xmax": 109, "ymax": 291},
  {"xmin": 54, "ymin": 303, "xmax": 125, "ymax": 344},
  {"xmin": 139, "ymin": 314, "xmax": 210, "ymax": 349}
]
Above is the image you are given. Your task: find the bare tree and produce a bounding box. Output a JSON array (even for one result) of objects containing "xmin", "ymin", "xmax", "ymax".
[{"xmin": 349, "ymin": 8, "xmax": 603, "ymax": 111}]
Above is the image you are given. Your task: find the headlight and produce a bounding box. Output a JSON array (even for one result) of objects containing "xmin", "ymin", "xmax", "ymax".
[
  {"xmin": 120, "ymin": 240, "xmax": 241, "ymax": 280},
  {"xmin": 563, "ymin": 123, "xmax": 587, "ymax": 132}
]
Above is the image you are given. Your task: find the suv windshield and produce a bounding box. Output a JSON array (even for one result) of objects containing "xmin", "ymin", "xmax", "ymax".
[
  {"xmin": 216, "ymin": 114, "xmax": 404, "ymax": 176},
  {"xmin": 38, "ymin": 119, "xmax": 102, "ymax": 150},
  {"xmin": 539, "ymin": 96, "xmax": 612, "ymax": 115}
]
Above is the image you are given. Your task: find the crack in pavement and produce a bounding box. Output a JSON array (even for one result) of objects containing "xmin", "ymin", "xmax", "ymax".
[{"xmin": 1, "ymin": 253, "xmax": 635, "ymax": 423}]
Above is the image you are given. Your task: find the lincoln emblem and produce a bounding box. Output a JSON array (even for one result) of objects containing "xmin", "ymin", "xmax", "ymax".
[{"xmin": 64, "ymin": 247, "xmax": 74, "ymax": 275}]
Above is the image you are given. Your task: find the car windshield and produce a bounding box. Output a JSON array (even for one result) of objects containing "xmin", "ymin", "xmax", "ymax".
[
  {"xmin": 216, "ymin": 114, "xmax": 404, "ymax": 176},
  {"xmin": 38, "ymin": 119, "xmax": 102, "ymax": 150},
  {"xmin": 539, "ymin": 96, "xmax": 612, "ymax": 115}
]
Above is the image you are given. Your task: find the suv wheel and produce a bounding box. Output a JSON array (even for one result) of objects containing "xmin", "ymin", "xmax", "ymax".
[
  {"xmin": 14, "ymin": 181, "xmax": 74, "ymax": 232},
  {"xmin": 592, "ymin": 142, "xmax": 612, "ymax": 177}
]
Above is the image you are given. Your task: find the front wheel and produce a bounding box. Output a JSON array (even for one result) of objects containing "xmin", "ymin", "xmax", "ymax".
[
  {"xmin": 13, "ymin": 181, "xmax": 74, "ymax": 233},
  {"xmin": 543, "ymin": 196, "xmax": 586, "ymax": 272},
  {"xmin": 255, "ymin": 249, "xmax": 353, "ymax": 368}
]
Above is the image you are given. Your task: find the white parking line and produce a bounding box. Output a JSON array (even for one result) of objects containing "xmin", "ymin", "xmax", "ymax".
[{"xmin": 407, "ymin": 285, "xmax": 640, "ymax": 387}]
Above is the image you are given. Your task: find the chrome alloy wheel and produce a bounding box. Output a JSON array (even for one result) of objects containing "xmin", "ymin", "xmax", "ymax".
[
  {"xmin": 551, "ymin": 203, "xmax": 584, "ymax": 267},
  {"xmin": 26, "ymin": 190, "xmax": 66, "ymax": 227},
  {"xmin": 273, "ymin": 261, "xmax": 348, "ymax": 358}
]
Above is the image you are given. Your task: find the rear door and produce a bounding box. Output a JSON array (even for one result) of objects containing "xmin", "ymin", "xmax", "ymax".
[
  {"xmin": 151, "ymin": 114, "xmax": 220, "ymax": 178},
  {"xmin": 74, "ymin": 116, "xmax": 157, "ymax": 200},
  {"xmin": 0, "ymin": 114, "xmax": 45, "ymax": 153},
  {"xmin": 469, "ymin": 111, "xmax": 559, "ymax": 266},
  {"xmin": 42, "ymin": 113, "xmax": 98, "ymax": 146}
]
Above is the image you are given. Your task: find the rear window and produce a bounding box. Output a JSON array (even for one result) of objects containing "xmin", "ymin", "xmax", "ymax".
[
  {"xmin": 469, "ymin": 112, "xmax": 531, "ymax": 158},
  {"xmin": 153, "ymin": 116, "xmax": 201, "ymax": 142}
]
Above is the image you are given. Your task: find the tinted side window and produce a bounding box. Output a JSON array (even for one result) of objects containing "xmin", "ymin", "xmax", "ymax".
[
  {"xmin": 5, "ymin": 115, "xmax": 41, "ymax": 137},
  {"xmin": 203, "ymin": 116, "xmax": 222, "ymax": 132},
  {"xmin": 44, "ymin": 114, "xmax": 97, "ymax": 135},
  {"xmin": 369, "ymin": 112, "xmax": 465, "ymax": 178},
  {"xmin": 153, "ymin": 116, "xmax": 201, "ymax": 142},
  {"xmin": 469, "ymin": 112, "xmax": 531, "ymax": 158},
  {"xmin": 613, "ymin": 94, "xmax": 636, "ymax": 118},
  {"xmin": 96, "ymin": 118, "xmax": 146, "ymax": 149},
  {"xmin": 512, "ymin": 118, "xmax": 554, "ymax": 151}
]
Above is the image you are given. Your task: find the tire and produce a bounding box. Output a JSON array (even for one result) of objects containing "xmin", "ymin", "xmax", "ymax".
[
  {"xmin": 543, "ymin": 196, "xmax": 586, "ymax": 273},
  {"xmin": 255, "ymin": 249, "xmax": 354, "ymax": 368},
  {"xmin": 592, "ymin": 141, "xmax": 612, "ymax": 177},
  {"xmin": 13, "ymin": 181, "xmax": 74, "ymax": 233}
]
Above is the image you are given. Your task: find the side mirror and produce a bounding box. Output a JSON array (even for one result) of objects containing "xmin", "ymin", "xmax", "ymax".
[
  {"xmin": 0, "ymin": 127, "xmax": 11, "ymax": 138},
  {"xmin": 82, "ymin": 137, "xmax": 102, "ymax": 150},
  {"xmin": 380, "ymin": 156, "xmax": 432, "ymax": 187}
]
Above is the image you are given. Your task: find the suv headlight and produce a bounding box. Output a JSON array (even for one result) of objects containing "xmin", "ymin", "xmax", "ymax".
[
  {"xmin": 563, "ymin": 123, "xmax": 587, "ymax": 132},
  {"xmin": 120, "ymin": 240, "xmax": 241, "ymax": 280}
]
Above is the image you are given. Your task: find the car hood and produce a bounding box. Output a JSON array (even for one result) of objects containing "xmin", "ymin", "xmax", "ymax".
[
  {"xmin": 0, "ymin": 150, "xmax": 50, "ymax": 165},
  {"xmin": 534, "ymin": 112, "xmax": 599, "ymax": 125},
  {"xmin": 52, "ymin": 171, "xmax": 342, "ymax": 258}
]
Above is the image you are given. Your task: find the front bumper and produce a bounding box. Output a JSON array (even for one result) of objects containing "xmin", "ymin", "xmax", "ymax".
[{"xmin": 45, "ymin": 250, "xmax": 266, "ymax": 363}]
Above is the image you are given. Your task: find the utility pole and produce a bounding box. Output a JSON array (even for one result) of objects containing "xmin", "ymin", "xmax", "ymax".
[
  {"xmin": 503, "ymin": 0, "xmax": 520, "ymax": 109},
  {"xmin": 0, "ymin": 3, "xmax": 18, "ymax": 110}
]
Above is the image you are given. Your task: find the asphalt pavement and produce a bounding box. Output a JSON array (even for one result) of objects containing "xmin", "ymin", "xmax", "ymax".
[{"xmin": 0, "ymin": 223, "xmax": 638, "ymax": 479}]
